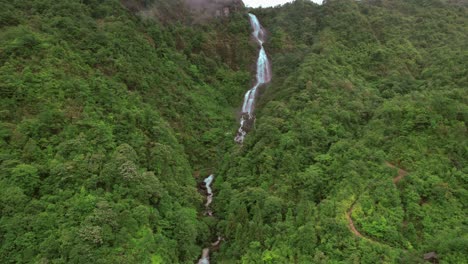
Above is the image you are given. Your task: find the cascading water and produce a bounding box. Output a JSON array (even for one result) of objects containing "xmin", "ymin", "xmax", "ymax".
[
  {"xmin": 198, "ymin": 174, "xmax": 218, "ymax": 264},
  {"xmin": 203, "ymin": 174, "xmax": 214, "ymax": 216},
  {"xmin": 235, "ymin": 13, "xmax": 272, "ymax": 144},
  {"xmin": 198, "ymin": 13, "xmax": 271, "ymax": 264}
]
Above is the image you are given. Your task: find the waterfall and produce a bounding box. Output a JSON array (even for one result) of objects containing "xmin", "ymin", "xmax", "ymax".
[
  {"xmin": 235, "ymin": 13, "xmax": 271, "ymax": 144},
  {"xmin": 204, "ymin": 174, "xmax": 214, "ymax": 216},
  {"xmin": 198, "ymin": 13, "xmax": 270, "ymax": 264},
  {"xmin": 198, "ymin": 174, "xmax": 217, "ymax": 264},
  {"xmin": 198, "ymin": 248, "xmax": 210, "ymax": 264}
]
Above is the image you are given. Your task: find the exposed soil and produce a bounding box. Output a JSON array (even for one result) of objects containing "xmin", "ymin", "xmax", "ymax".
[
  {"xmin": 346, "ymin": 203, "xmax": 364, "ymax": 238},
  {"xmin": 346, "ymin": 162, "xmax": 409, "ymax": 241},
  {"xmin": 385, "ymin": 162, "xmax": 409, "ymax": 184}
]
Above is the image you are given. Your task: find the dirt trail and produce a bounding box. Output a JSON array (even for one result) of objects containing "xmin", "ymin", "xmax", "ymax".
[
  {"xmin": 346, "ymin": 162, "xmax": 409, "ymax": 240},
  {"xmin": 385, "ymin": 162, "xmax": 408, "ymax": 184},
  {"xmin": 346, "ymin": 200, "xmax": 380, "ymax": 244},
  {"xmin": 346, "ymin": 202, "xmax": 364, "ymax": 238}
]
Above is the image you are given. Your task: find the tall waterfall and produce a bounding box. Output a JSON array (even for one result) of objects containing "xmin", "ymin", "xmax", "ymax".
[
  {"xmin": 234, "ymin": 13, "xmax": 272, "ymax": 144},
  {"xmin": 198, "ymin": 13, "xmax": 271, "ymax": 264}
]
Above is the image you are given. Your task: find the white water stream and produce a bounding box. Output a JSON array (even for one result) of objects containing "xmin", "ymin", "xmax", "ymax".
[
  {"xmin": 235, "ymin": 13, "xmax": 272, "ymax": 144},
  {"xmin": 198, "ymin": 174, "xmax": 218, "ymax": 264},
  {"xmin": 199, "ymin": 13, "xmax": 271, "ymax": 263},
  {"xmin": 204, "ymin": 174, "xmax": 214, "ymax": 216}
]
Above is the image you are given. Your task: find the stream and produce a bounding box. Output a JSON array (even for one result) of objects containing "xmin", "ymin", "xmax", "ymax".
[
  {"xmin": 198, "ymin": 13, "xmax": 271, "ymax": 264},
  {"xmin": 197, "ymin": 174, "xmax": 218, "ymax": 264}
]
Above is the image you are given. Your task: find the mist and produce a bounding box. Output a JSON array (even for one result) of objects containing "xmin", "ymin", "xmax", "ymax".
[{"xmin": 184, "ymin": 0, "xmax": 244, "ymax": 13}]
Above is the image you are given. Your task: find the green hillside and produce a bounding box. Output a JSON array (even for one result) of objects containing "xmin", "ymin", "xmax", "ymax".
[
  {"xmin": 0, "ymin": 0, "xmax": 466, "ymax": 263},
  {"xmin": 0, "ymin": 0, "xmax": 252, "ymax": 262},
  {"xmin": 214, "ymin": 0, "xmax": 467, "ymax": 263}
]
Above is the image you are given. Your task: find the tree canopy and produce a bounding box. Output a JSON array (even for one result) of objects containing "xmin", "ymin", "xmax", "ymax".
[{"xmin": 0, "ymin": 0, "xmax": 466, "ymax": 263}]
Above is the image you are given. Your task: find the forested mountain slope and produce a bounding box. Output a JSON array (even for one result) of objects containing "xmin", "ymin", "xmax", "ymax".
[
  {"xmin": 213, "ymin": 0, "xmax": 467, "ymax": 263},
  {"xmin": 0, "ymin": 0, "xmax": 466, "ymax": 263},
  {"xmin": 0, "ymin": 0, "xmax": 253, "ymax": 263}
]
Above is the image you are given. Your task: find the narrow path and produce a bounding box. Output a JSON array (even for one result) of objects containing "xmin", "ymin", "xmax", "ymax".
[
  {"xmin": 346, "ymin": 199, "xmax": 379, "ymax": 244},
  {"xmin": 385, "ymin": 162, "xmax": 408, "ymax": 184},
  {"xmin": 346, "ymin": 202, "xmax": 364, "ymax": 238},
  {"xmin": 346, "ymin": 162, "xmax": 409, "ymax": 241},
  {"xmin": 346, "ymin": 201, "xmax": 387, "ymax": 245}
]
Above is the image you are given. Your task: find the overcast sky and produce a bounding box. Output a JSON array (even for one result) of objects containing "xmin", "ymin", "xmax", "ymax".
[{"xmin": 243, "ymin": 0, "xmax": 323, "ymax": 7}]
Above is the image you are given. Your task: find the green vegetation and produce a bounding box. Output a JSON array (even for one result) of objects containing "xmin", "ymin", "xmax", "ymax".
[
  {"xmin": 0, "ymin": 0, "xmax": 466, "ymax": 263},
  {"xmin": 0, "ymin": 0, "xmax": 252, "ymax": 262},
  {"xmin": 213, "ymin": 0, "xmax": 467, "ymax": 263}
]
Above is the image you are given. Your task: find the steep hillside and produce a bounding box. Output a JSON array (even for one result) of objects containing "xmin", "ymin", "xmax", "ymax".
[
  {"xmin": 213, "ymin": 0, "xmax": 467, "ymax": 263},
  {"xmin": 0, "ymin": 0, "xmax": 466, "ymax": 263},
  {"xmin": 0, "ymin": 0, "xmax": 253, "ymax": 263}
]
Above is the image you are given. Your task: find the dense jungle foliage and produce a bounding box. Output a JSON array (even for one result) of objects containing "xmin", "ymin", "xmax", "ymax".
[
  {"xmin": 0, "ymin": 0, "xmax": 252, "ymax": 262},
  {"xmin": 0, "ymin": 0, "xmax": 466, "ymax": 263},
  {"xmin": 213, "ymin": 0, "xmax": 467, "ymax": 263}
]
